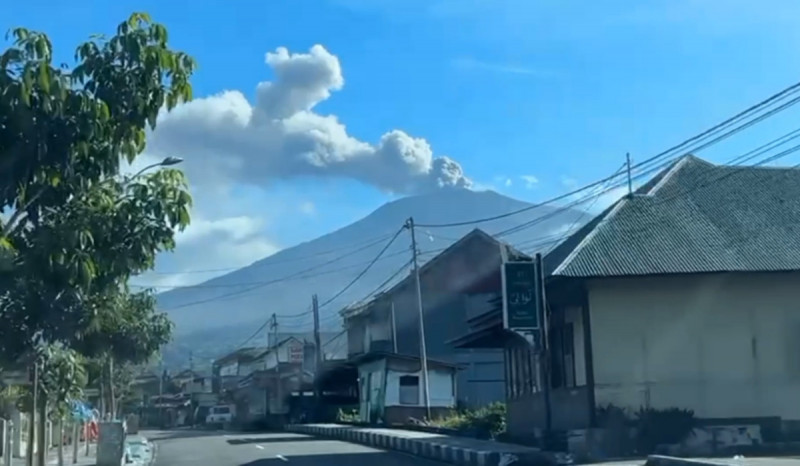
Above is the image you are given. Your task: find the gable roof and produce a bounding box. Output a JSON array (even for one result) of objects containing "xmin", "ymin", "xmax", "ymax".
[
  {"xmin": 546, "ymin": 155, "xmax": 800, "ymax": 278},
  {"xmin": 213, "ymin": 346, "xmax": 268, "ymax": 366},
  {"xmin": 340, "ymin": 228, "xmax": 525, "ymax": 320}
]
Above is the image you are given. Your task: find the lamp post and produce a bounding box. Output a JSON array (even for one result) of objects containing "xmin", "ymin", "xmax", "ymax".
[{"xmin": 128, "ymin": 156, "xmax": 184, "ymax": 181}]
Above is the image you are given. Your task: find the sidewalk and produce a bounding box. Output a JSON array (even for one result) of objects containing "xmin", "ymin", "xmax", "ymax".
[
  {"xmin": 0, "ymin": 444, "xmax": 96, "ymax": 466},
  {"xmin": 44, "ymin": 443, "xmax": 97, "ymax": 466},
  {"xmin": 286, "ymin": 423, "xmax": 563, "ymax": 466}
]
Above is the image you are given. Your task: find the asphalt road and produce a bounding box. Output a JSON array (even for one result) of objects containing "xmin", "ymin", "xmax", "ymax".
[{"xmin": 147, "ymin": 429, "xmax": 449, "ymax": 466}]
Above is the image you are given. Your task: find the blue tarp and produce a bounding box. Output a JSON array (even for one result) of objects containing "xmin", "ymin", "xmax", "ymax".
[{"xmin": 69, "ymin": 400, "xmax": 94, "ymax": 421}]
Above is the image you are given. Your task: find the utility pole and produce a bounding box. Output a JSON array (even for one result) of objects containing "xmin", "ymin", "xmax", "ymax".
[
  {"xmin": 534, "ymin": 253, "xmax": 553, "ymax": 441},
  {"xmin": 270, "ymin": 313, "xmax": 281, "ymax": 416},
  {"xmin": 405, "ymin": 217, "xmax": 431, "ymax": 419},
  {"xmin": 626, "ymin": 152, "xmax": 633, "ymax": 197},
  {"xmin": 312, "ymin": 295, "xmax": 322, "ymax": 421},
  {"xmin": 391, "ymin": 302, "xmax": 398, "ymax": 353}
]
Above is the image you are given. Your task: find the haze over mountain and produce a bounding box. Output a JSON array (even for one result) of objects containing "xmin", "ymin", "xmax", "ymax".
[{"xmin": 158, "ymin": 188, "xmax": 588, "ymax": 368}]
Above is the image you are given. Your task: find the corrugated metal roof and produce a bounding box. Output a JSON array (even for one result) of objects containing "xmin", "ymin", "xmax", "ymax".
[{"xmin": 546, "ymin": 155, "xmax": 800, "ymax": 278}]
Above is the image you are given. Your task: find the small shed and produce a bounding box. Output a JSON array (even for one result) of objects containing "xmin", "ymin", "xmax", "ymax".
[{"xmin": 353, "ymin": 352, "xmax": 459, "ymax": 425}]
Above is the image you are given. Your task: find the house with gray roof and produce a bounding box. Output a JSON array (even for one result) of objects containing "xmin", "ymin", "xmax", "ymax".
[{"xmin": 451, "ymin": 155, "xmax": 800, "ymax": 442}]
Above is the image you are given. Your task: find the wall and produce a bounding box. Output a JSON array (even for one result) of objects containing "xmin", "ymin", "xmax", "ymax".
[
  {"xmin": 588, "ymin": 272, "xmax": 800, "ymax": 420},
  {"xmin": 384, "ymin": 367, "xmax": 455, "ymax": 408},
  {"xmin": 259, "ymin": 339, "xmax": 306, "ymax": 371},
  {"xmin": 219, "ymin": 362, "xmax": 238, "ymax": 377},
  {"xmin": 387, "ymin": 234, "xmax": 507, "ymax": 407},
  {"xmin": 357, "ymin": 359, "xmax": 386, "ymax": 422}
]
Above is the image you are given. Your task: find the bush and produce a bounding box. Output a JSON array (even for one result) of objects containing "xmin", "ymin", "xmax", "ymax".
[
  {"xmin": 336, "ymin": 408, "xmax": 360, "ymax": 423},
  {"xmin": 433, "ymin": 402, "xmax": 507, "ymax": 439},
  {"xmin": 634, "ymin": 407, "xmax": 697, "ymax": 453}
]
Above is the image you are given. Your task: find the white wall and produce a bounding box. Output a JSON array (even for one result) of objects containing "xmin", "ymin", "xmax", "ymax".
[
  {"xmin": 259, "ymin": 339, "xmax": 305, "ymax": 371},
  {"xmin": 358, "ymin": 359, "xmax": 386, "ymax": 421},
  {"xmin": 588, "ymin": 272, "xmax": 800, "ymax": 420},
  {"xmin": 219, "ymin": 362, "xmax": 238, "ymax": 377},
  {"xmin": 384, "ymin": 368, "xmax": 455, "ymax": 408}
]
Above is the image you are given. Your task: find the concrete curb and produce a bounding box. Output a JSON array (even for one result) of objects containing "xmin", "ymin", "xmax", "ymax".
[
  {"xmin": 286, "ymin": 424, "xmax": 553, "ymax": 466},
  {"xmin": 644, "ymin": 455, "xmax": 729, "ymax": 466}
]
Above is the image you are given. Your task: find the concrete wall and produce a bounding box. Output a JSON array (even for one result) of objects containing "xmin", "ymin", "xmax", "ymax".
[
  {"xmin": 508, "ymin": 386, "xmax": 592, "ymax": 437},
  {"xmin": 219, "ymin": 361, "xmax": 238, "ymax": 377},
  {"xmin": 384, "ymin": 368, "xmax": 456, "ymax": 408},
  {"xmin": 388, "ymin": 235, "xmax": 507, "ymax": 408},
  {"xmin": 587, "ymin": 272, "xmax": 800, "ymax": 420}
]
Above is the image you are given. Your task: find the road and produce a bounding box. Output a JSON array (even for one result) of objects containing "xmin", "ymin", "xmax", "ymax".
[{"xmin": 147, "ymin": 429, "xmax": 450, "ymax": 466}]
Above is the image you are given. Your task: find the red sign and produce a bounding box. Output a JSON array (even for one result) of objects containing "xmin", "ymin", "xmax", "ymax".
[{"xmin": 288, "ymin": 343, "xmax": 304, "ymax": 363}]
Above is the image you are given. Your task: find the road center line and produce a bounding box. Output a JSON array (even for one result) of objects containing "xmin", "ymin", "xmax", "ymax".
[
  {"xmin": 255, "ymin": 445, "xmax": 265, "ymax": 450},
  {"xmin": 276, "ymin": 454, "xmax": 289, "ymax": 462}
]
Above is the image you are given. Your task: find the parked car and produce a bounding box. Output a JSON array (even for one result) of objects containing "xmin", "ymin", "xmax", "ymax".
[
  {"xmin": 124, "ymin": 436, "xmax": 152, "ymax": 465},
  {"xmin": 205, "ymin": 404, "xmax": 235, "ymax": 427}
]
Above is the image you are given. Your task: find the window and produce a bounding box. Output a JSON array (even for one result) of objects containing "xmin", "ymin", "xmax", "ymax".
[{"xmin": 399, "ymin": 375, "xmax": 419, "ymax": 405}]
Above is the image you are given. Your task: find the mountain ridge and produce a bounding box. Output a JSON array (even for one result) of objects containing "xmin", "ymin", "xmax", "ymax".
[{"xmin": 158, "ymin": 188, "xmax": 586, "ymax": 368}]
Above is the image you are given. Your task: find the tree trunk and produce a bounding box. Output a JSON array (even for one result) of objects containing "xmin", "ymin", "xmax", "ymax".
[
  {"xmin": 108, "ymin": 358, "xmax": 116, "ymax": 420},
  {"xmin": 26, "ymin": 363, "xmax": 37, "ymax": 466},
  {"xmin": 56, "ymin": 419, "xmax": 63, "ymax": 466},
  {"xmin": 71, "ymin": 422, "xmax": 78, "ymax": 464},
  {"xmin": 99, "ymin": 368, "xmax": 106, "ymax": 419},
  {"xmin": 36, "ymin": 397, "xmax": 45, "ymax": 466}
]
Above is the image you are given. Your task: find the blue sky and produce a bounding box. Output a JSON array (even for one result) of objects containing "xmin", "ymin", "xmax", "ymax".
[{"xmin": 6, "ymin": 0, "xmax": 800, "ymax": 287}]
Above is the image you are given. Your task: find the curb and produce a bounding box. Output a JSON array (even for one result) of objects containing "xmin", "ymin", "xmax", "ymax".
[
  {"xmin": 286, "ymin": 424, "xmax": 552, "ymax": 466},
  {"xmin": 644, "ymin": 455, "xmax": 729, "ymax": 466}
]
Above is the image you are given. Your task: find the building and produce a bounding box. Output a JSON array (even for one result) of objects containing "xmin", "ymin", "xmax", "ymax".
[
  {"xmin": 354, "ymin": 352, "xmax": 458, "ymax": 424},
  {"xmin": 342, "ymin": 229, "xmax": 523, "ymax": 409},
  {"xmin": 212, "ymin": 346, "xmax": 269, "ymax": 395},
  {"xmin": 451, "ymin": 155, "xmax": 800, "ymax": 441}
]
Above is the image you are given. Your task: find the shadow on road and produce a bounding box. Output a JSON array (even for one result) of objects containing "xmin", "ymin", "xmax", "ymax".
[
  {"xmin": 144, "ymin": 429, "xmax": 236, "ymax": 441},
  {"xmin": 238, "ymin": 451, "xmax": 440, "ymax": 466},
  {"xmin": 227, "ymin": 435, "xmax": 316, "ymax": 445}
]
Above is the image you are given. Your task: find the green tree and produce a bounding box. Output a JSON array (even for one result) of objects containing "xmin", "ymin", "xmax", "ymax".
[
  {"xmin": 0, "ymin": 12, "xmax": 194, "ymax": 364},
  {"xmin": 77, "ymin": 288, "xmax": 174, "ymax": 416}
]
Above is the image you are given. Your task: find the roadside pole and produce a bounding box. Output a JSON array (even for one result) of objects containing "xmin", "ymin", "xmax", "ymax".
[
  {"xmin": 406, "ymin": 217, "xmax": 431, "ymax": 420},
  {"xmin": 312, "ymin": 295, "xmax": 322, "ymax": 420},
  {"xmin": 270, "ymin": 314, "xmax": 281, "ymax": 420},
  {"xmin": 535, "ymin": 253, "xmax": 553, "ymax": 437}
]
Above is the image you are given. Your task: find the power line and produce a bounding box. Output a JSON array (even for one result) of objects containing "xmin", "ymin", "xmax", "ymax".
[
  {"xmin": 159, "ymin": 234, "xmax": 402, "ymax": 310},
  {"xmin": 314, "ymin": 259, "xmax": 413, "ymax": 328},
  {"xmin": 415, "ymin": 79, "xmax": 800, "ymax": 229},
  {"xmin": 509, "ymin": 136, "xmax": 800, "ymax": 253},
  {"xmin": 318, "ymin": 226, "xmax": 406, "ymax": 310},
  {"xmin": 148, "ymin": 231, "xmax": 398, "ymax": 276}
]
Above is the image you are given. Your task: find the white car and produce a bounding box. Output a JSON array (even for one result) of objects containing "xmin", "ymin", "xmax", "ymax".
[
  {"xmin": 205, "ymin": 405, "xmax": 234, "ymax": 426},
  {"xmin": 124, "ymin": 436, "xmax": 152, "ymax": 465}
]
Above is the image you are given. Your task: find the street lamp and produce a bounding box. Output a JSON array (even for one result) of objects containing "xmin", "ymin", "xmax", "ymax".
[{"xmin": 129, "ymin": 156, "xmax": 184, "ymax": 181}]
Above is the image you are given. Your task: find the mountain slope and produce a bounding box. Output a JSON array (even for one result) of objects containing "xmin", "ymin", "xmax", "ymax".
[{"xmin": 158, "ymin": 189, "xmax": 587, "ymax": 367}]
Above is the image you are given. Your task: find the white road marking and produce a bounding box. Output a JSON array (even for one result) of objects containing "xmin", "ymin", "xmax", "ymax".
[
  {"xmin": 255, "ymin": 445, "xmax": 265, "ymax": 450},
  {"xmin": 276, "ymin": 454, "xmax": 289, "ymax": 462}
]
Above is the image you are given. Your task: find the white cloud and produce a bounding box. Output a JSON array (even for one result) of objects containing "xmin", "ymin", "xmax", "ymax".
[
  {"xmin": 132, "ymin": 214, "xmax": 280, "ymax": 289},
  {"xmin": 560, "ymin": 176, "xmax": 578, "ymax": 188},
  {"xmin": 124, "ymin": 45, "xmax": 481, "ymax": 287},
  {"xmin": 504, "ymin": 178, "xmax": 512, "ymax": 187},
  {"xmin": 520, "ymin": 175, "xmax": 538, "ymax": 189},
  {"xmin": 299, "ymin": 201, "xmax": 316, "ymax": 215},
  {"xmin": 146, "ymin": 45, "xmax": 472, "ymax": 195},
  {"xmin": 451, "ymin": 57, "xmax": 554, "ymax": 77}
]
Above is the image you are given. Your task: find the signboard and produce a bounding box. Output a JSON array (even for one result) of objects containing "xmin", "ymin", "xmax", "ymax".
[
  {"xmin": 502, "ymin": 261, "xmax": 540, "ymax": 331},
  {"xmin": 288, "ymin": 342, "xmax": 304, "ymax": 364}
]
